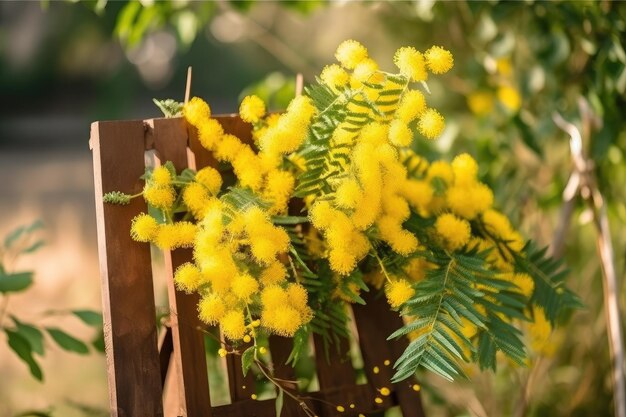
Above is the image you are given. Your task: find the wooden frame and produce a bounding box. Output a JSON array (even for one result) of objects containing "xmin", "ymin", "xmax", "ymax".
[{"xmin": 90, "ymin": 115, "xmax": 426, "ymax": 417}]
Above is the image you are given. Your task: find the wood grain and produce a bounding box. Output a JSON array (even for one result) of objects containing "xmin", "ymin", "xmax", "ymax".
[
  {"xmin": 149, "ymin": 117, "xmax": 212, "ymax": 416},
  {"xmin": 354, "ymin": 291, "xmax": 426, "ymax": 417},
  {"xmin": 91, "ymin": 120, "xmax": 163, "ymax": 417}
]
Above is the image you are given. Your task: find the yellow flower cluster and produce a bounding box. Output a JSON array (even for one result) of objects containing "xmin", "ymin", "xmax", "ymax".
[
  {"xmin": 110, "ymin": 40, "xmax": 552, "ymax": 380},
  {"xmin": 185, "ymin": 96, "xmax": 300, "ymax": 214},
  {"xmin": 191, "ymin": 204, "xmax": 307, "ymax": 340},
  {"xmin": 305, "ymin": 41, "xmax": 457, "ymax": 279},
  {"xmin": 258, "ymin": 95, "xmax": 317, "ymax": 155},
  {"xmin": 183, "ymin": 166, "xmax": 223, "ymax": 219},
  {"xmin": 143, "ymin": 166, "xmax": 175, "ymax": 209},
  {"xmin": 261, "ymin": 283, "xmax": 313, "ymax": 337}
]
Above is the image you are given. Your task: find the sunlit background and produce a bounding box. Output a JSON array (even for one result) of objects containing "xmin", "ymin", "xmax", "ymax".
[{"xmin": 1, "ymin": 1, "xmax": 625, "ymax": 416}]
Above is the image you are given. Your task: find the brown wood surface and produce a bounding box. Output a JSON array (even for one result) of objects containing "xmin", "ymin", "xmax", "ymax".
[
  {"xmin": 224, "ymin": 341, "xmax": 256, "ymax": 402},
  {"xmin": 354, "ymin": 291, "xmax": 426, "ymax": 417},
  {"xmin": 268, "ymin": 336, "xmax": 311, "ymax": 416},
  {"xmin": 91, "ymin": 120, "xmax": 163, "ymax": 417},
  {"xmin": 212, "ymin": 398, "xmax": 277, "ymax": 417},
  {"xmin": 150, "ymin": 117, "xmax": 212, "ymax": 416},
  {"xmin": 312, "ymin": 333, "xmax": 361, "ymax": 417}
]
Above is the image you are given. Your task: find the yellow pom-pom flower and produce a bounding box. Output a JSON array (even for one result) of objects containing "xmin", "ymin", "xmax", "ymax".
[
  {"xmin": 214, "ymin": 134, "xmax": 243, "ymax": 162},
  {"xmin": 260, "ymin": 285, "xmax": 289, "ymax": 310},
  {"xmin": 352, "ymin": 58, "xmax": 381, "ymax": 83},
  {"xmin": 377, "ymin": 217, "xmax": 418, "ymax": 256},
  {"xmin": 174, "ymin": 221, "xmax": 196, "ymax": 248},
  {"xmin": 385, "ymin": 279, "xmax": 415, "ymax": 309},
  {"xmin": 239, "ymin": 95, "xmax": 266, "ymax": 124},
  {"xmin": 195, "ymin": 167, "xmax": 222, "ymax": 195},
  {"xmin": 221, "ymin": 310, "xmax": 247, "ymax": 340},
  {"xmin": 389, "ymin": 119, "xmax": 413, "ymax": 147},
  {"xmin": 435, "ymin": 213, "xmax": 471, "ymax": 251},
  {"xmin": 262, "ymin": 305, "xmax": 302, "ymax": 337},
  {"xmin": 198, "ymin": 118, "xmax": 224, "ymax": 151},
  {"xmin": 260, "ymin": 261, "xmax": 287, "ymax": 285},
  {"xmin": 452, "ymin": 153, "xmax": 479, "ymax": 185},
  {"xmin": 321, "ymin": 64, "xmax": 349, "ymax": 88},
  {"xmin": 482, "ymin": 209, "xmax": 513, "ymax": 239},
  {"xmin": 424, "ymin": 46, "xmax": 454, "ymax": 74},
  {"xmin": 335, "ymin": 40, "xmax": 368, "ymax": 70},
  {"xmin": 288, "ymin": 95, "xmax": 317, "ymax": 122},
  {"xmin": 231, "ymin": 273, "xmax": 259, "ymax": 302},
  {"xmin": 417, "ymin": 108, "xmax": 445, "ymax": 139},
  {"xmin": 184, "ymin": 97, "xmax": 211, "ymax": 127},
  {"xmin": 401, "ymin": 180, "xmax": 434, "ymax": 212},
  {"xmin": 286, "ymin": 283, "xmax": 308, "ymax": 311},
  {"xmin": 183, "ymin": 182, "xmax": 210, "ymax": 219},
  {"xmin": 130, "ymin": 213, "xmax": 159, "ymax": 242},
  {"xmin": 393, "ymin": 47, "xmax": 427, "ymax": 82},
  {"xmin": 427, "ymin": 160, "xmax": 454, "ymax": 185},
  {"xmin": 174, "ymin": 262, "xmax": 204, "ymax": 293},
  {"xmin": 143, "ymin": 184, "xmax": 175, "ymax": 209},
  {"xmin": 154, "ymin": 224, "xmax": 179, "ymax": 250},
  {"xmin": 335, "ymin": 179, "xmax": 362, "ymax": 209},
  {"xmin": 396, "ymin": 90, "xmax": 426, "ymax": 123},
  {"xmin": 446, "ymin": 186, "xmax": 475, "ymax": 219},
  {"xmin": 198, "ymin": 294, "xmax": 226, "ymax": 325},
  {"xmin": 152, "ymin": 166, "xmax": 172, "ymax": 187},
  {"xmin": 309, "ymin": 201, "xmax": 335, "ymax": 231},
  {"xmin": 329, "ymin": 248, "xmax": 357, "ymax": 276},
  {"xmin": 249, "ymin": 236, "xmax": 277, "ymax": 264}
]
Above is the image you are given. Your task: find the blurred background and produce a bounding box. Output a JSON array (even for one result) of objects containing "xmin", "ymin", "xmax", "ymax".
[{"xmin": 1, "ymin": 1, "xmax": 625, "ymax": 416}]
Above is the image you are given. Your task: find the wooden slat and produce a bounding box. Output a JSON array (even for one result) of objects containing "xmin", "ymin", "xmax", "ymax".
[
  {"xmin": 224, "ymin": 341, "xmax": 256, "ymax": 402},
  {"xmin": 213, "ymin": 398, "xmax": 277, "ymax": 417},
  {"xmin": 269, "ymin": 336, "xmax": 311, "ymax": 416},
  {"xmin": 149, "ymin": 117, "xmax": 212, "ymax": 417},
  {"xmin": 91, "ymin": 120, "xmax": 163, "ymax": 417},
  {"xmin": 312, "ymin": 334, "xmax": 360, "ymax": 417},
  {"xmin": 354, "ymin": 291, "xmax": 426, "ymax": 417},
  {"xmin": 308, "ymin": 383, "xmax": 387, "ymax": 416},
  {"xmin": 352, "ymin": 295, "xmax": 395, "ymax": 411}
]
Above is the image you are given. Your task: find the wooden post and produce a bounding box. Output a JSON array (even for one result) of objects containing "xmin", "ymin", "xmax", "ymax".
[
  {"xmin": 149, "ymin": 117, "xmax": 212, "ymax": 416},
  {"xmin": 91, "ymin": 120, "xmax": 164, "ymax": 417}
]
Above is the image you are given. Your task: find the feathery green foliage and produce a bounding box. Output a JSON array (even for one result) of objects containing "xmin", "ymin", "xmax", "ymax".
[
  {"xmin": 389, "ymin": 248, "xmax": 528, "ymax": 382},
  {"xmin": 515, "ymin": 242, "xmax": 583, "ymax": 324}
]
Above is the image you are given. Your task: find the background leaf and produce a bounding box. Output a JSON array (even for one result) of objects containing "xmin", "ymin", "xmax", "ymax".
[
  {"xmin": 11, "ymin": 316, "xmax": 45, "ymax": 356},
  {"xmin": 72, "ymin": 310, "xmax": 103, "ymax": 327},
  {"xmin": 46, "ymin": 328, "xmax": 89, "ymax": 355},
  {"xmin": 0, "ymin": 272, "xmax": 33, "ymax": 294},
  {"xmin": 5, "ymin": 328, "xmax": 43, "ymax": 381}
]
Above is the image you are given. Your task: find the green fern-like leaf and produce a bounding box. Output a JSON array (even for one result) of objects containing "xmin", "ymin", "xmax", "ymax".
[
  {"xmin": 390, "ymin": 249, "xmax": 530, "ymax": 382},
  {"xmin": 514, "ymin": 242, "xmax": 583, "ymax": 324},
  {"xmin": 390, "ymin": 251, "xmax": 483, "ymax": 382}
]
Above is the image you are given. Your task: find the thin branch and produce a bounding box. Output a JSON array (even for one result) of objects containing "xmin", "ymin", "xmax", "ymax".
[{"xmin": 553, "ymin": 110, "xmax": 626, "ymax": 417}]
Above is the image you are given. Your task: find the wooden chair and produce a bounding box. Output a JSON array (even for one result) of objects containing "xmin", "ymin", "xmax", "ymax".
[{"xmin": 90, "ymin": 115, "xmax": 426, "ymax": 417}]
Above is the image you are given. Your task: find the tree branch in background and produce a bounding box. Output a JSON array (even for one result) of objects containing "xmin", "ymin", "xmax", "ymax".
[{"xmin": 553, "ymin": 106, "xmax": 626, "ymax": 417}]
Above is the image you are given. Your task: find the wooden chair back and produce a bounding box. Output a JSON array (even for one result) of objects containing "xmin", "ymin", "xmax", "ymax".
[{"xmin": 90, "ymin": 115, "xmax": 426, "ymax": 417}]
